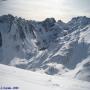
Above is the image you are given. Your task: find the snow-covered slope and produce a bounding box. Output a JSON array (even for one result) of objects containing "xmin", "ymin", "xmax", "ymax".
[
  {"xmin": 0, "ymin": 14, "xmax": 90, "ymax": 82},
  {"xmin": 0, "ymin": 64, "xmax": 90, "ymax": 90}
]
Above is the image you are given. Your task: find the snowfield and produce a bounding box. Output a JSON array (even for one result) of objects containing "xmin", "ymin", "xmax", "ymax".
[{"xmin": 0, "ymin": 64, "xmax": 90, "ymax": 90}]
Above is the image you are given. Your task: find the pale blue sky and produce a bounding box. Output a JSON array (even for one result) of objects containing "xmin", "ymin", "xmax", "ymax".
[{"xmin": 0, "ymin": 0, "xmax": 90, "ymax": 22}]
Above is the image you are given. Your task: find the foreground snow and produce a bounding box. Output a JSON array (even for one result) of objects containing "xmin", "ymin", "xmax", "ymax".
[{"xmin": 0, "ymin": 64, "xmax": 90, "ymax": 90}]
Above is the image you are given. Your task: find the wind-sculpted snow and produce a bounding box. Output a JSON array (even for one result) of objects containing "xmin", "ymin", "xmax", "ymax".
[{"xmin": 0, "ymin": 14, "xmax": 90, "ymax": 82}]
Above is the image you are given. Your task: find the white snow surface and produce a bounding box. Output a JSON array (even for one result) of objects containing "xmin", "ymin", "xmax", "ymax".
[{"xmin": 0, "ymin": 64, "xmax": 90, "ymax": 90}]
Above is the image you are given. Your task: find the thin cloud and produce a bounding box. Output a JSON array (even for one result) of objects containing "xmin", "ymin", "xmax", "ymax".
[{"xmin": 0, "ymin": 0, "xmax": 90, "ymax": 22}]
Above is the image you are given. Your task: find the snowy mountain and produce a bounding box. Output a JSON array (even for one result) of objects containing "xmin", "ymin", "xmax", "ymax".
[{"xmin": 0, "ymin": 14, "xmax": 90, "ymax": 82}]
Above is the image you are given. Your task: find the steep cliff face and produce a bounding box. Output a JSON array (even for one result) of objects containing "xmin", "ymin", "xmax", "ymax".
[
  {"xmin": 0, "ymin": 14, "xmax": 90, "ymax": 81},
  {"xmin": 0, "ymin": 15, "xmax": 62, "ymax": 65}
]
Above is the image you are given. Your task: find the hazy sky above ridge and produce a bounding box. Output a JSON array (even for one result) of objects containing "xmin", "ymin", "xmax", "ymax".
[{"xmin": 0, "ymin": 0, "xmax": 90, "ymax": 22}]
